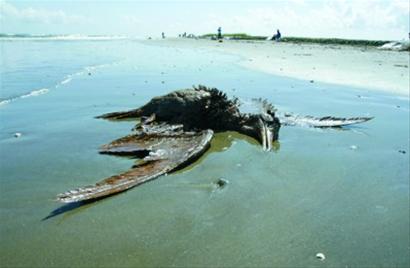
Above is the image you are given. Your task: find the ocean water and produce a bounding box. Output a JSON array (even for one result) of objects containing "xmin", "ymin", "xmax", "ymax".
[{"xmin": 0, "ymin": 38, "xmax": 409, "ymax": 267}]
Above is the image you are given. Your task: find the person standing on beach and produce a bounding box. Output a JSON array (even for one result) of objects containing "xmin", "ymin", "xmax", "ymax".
[
  {"xmin": 217, "ymin": 27, "xmax": 222, "ymax": 39},
  {"xmin": 271, "ymin": 29, "xmax": 281, "ymax": 41},
  {"xmin": 162, "ymin": 32, "xmax": 166, "ymax": 39}
]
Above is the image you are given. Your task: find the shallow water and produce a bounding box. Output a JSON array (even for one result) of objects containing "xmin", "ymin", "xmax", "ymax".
[{"xmin": 0, "ymin": 39, "xmax": 409, "ymax": 267}]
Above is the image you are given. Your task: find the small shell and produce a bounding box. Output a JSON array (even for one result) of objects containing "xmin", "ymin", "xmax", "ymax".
[{"xmin": 316, "ymin": 252, "xmax": 326, "ymax": 261}]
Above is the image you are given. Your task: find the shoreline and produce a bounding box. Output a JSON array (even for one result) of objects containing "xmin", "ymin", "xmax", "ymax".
[
  {"xmin": 199, "ymin": 33, "xmax": 394, "ymax": 47},
  {"xmin": 146, "ymin": 38, "xmax": 410, "ymax": 97}
]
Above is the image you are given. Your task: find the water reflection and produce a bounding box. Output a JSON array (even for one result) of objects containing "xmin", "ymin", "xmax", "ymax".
[
  {"xmin": 44, "ymin": 132, "xmax": 280, "ymax": 220},
  {"xmin": 42, "ymin": 198, "xmax": 105, "ymax": 221},
  {"xmin": 175, "ymin": 131, "xmax": 280, "ymax": 174}
]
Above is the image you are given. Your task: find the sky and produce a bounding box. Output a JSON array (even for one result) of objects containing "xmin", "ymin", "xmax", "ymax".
[{"xmin": 0, "ymin": 0, "xmax": 409, "ymax": 40}]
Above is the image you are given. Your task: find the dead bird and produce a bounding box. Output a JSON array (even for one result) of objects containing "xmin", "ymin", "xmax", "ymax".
[{"xmin": 57, "ymin": 85, "xmax": 372, "ymax": 203}]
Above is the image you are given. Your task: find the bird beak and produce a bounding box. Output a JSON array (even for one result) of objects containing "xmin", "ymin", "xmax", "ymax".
[{"xmin": 257, "ymin": 117, "xmax": 273, "ymax": 152}]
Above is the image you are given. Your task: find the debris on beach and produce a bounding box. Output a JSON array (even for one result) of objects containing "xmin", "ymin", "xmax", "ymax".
[
  {"xmin": 393, "ymin": 64, "xmax": 408, "ymax": 68},
  {"xmin": 215, "ymin": 178, "xmax": 229, "ymax": 188},
  {"xmin": 378, "ymin": 41, "xmax": 410, "ymax": 51}
]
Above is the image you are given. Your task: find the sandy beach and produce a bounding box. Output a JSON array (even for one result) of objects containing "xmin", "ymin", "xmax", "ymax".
[{"xmin": 150, "ymin": 38, "xmax": 409, "ymax": 96}]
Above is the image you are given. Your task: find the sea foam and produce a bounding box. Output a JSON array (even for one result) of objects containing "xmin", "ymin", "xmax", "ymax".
[
  {"xmin": 0, "ymin": 88, "xmax": 49, "ymax": 106},
  {"xmin": 0, "ymin": 34, "xmax": 129, "ymax": 41},
  {"xmin": 1, "ymin": 61, "xmax": 118, "ymax": 106},
  {"xmin": 20, "ymin": 88, "xmax": 50, "ymax": 98},
  {"xmin": 60, "ymin": 76, "xmax": 73, "ymax": 85}
]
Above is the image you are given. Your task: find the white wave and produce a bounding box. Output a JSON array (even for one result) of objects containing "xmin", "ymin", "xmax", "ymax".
[
  {"xmin": 393, "ymin": 95, "xmax": 410, "ymax": 101},
  {"xmin": 56, "ymin": 63, "xmax": 114, "ymax": 87},
  {"xmin": 85, "ymin": 63, "xmax": 113, "ymax": 71},
  {"xmin": 20, "ymin": 88, "xmax": 49, "ymax": 98},
  {"xmin": 0, "ymin": 35, "xmax": 129, "ymax": 41},
  {"xmin": 0, "ymin": 88, "xmax": 49, "ymax": 106},
  {"xmin": 0, "ymin": 99, "xmax": 12, "ymax": 106},
  {"xmin": 60, "ymin": 76, "xmax": 72, "ymax": 85},
  {"xmin": 1, "ymin": 60, "xmax": 120, "ymax": 106},
  {"xmin": 48, "ymin": 35, "xmax": 128, "ymax": 41}
]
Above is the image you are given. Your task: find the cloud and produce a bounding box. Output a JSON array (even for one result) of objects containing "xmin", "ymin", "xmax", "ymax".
[
  {"xmin": 123, "ymin": 15, "xmax": 140, "ymax": 25},
  {"xmin": 321, "ymin": 0, "xmax": 404, "ymax": 28},
  {"xmin": 0, "ymin": 0, "xmax": 407, "ymax": 39},
  {"xmin": 205, "ymin": 0, "xmax": 409, "ymax": 40},
  {"xmin": 0, "ymin": 0, "xmax": 88, "ymax": 24},
  {"xmin": 391, "ymin": 0, "xmax": 410, "ymax": 13}
]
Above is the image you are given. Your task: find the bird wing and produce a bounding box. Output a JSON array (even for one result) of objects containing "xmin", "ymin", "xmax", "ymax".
[
  {"xmin": 279, "ymin": 113, "xmax": 373, "ymax": 128},
  {"xmin": 56, "ymin": 127, "xmax": 213, "ymax": 203}
]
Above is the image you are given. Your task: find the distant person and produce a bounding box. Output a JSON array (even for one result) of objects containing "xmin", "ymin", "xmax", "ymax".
[
  {"xmin": 271, "ymin": 29, "xmax": 281, "ymax": 41},
  {"xmin": 217, "ymin": 27, "xmax": 222, "ymax": 39},
  {"xmin": 183, "ymin": 32, "xmax": 187, "ymax": 37},
  {"xmin": 162, "ymin": 32, "xmax": 165, "ymax": 39}
]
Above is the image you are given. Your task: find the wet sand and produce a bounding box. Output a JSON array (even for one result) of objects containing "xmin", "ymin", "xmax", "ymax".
[
  {"xmin": 149, "ymin": 38, "xmax": 409, "ymax": 96},
  {"xmin": 1, "ymin": 38, "xmax": 409, "ymax": 268}
]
